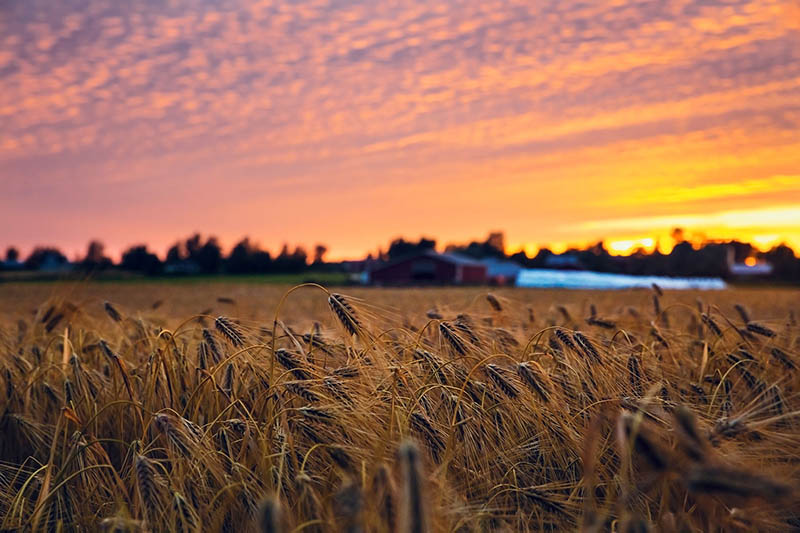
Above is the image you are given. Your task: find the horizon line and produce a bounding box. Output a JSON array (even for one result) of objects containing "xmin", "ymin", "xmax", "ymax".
[{"xmin": 4, "ymin": 229, "xmax": 798, "ymax": 264}]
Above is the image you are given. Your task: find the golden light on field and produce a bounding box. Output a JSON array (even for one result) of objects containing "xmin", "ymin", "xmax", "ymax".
[
  {"xmin": 0, "ymin": 0, "xmax": 798, "ymax": 258},
  {"xmin": 2, "ymin": 281, "xmax": 800, "ymax": 530}
]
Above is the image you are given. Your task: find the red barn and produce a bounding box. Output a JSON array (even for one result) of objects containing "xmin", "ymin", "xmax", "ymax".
[{"xmin": 368, "ymin": 251, "xmax": 487, "ymax": 285}]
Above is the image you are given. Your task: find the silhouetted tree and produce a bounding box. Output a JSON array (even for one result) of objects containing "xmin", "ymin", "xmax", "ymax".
[
  {"xmin": 5, "ymin": 247, "xmax": 19, "ymax": 262},
  {"xmin": 195, "ymin": 237, "xmax": 223, "ymax": 274},
  {"xmin": 226, "ymin": 238, "xmax": 273, "ymax": 274},
  {"xmin": 80, "ymin": 240, "xmax": 112, "ymax": 271},
  {"xmin": 273, "ymin": 244, "xmax": 308, "ymax": 272},
  {"xmin": 274, "ymin": 244, "xmax": 291, "ymax": 271},
  {"xmin": 227, "ymin": 238, "xmax": 254, "ymax": 274},
  {"xmin": 727, "ymin": 240, "xmax": 755, "ymax": 263},
  {"xmin": 446, "ymin": 233, "xmax": 505, "ymax": 259},
  {"xmin": 763, "ymin": 244, "xmax": 799, "ymax": 281},
  {"xmin": 8, "ymin": 230, "xmax": 799, "ymax": 282},
  {"xmin": 667, "ymin": 241, "xmax": 694, "ymax": 276},
  {"xmin": 292, "ymin": 245, "xmax": 308, "ymax": 264},
  {"xmin": 250, "ymin": 249, "xmax": 272, "ymax": 272},
  {"xmin": 530, "ymin": 248, "xmax": 553, "ymax": 268},
  {"xmin": 185, "ymin": 234, "xmax": 202, "ymax": 259},
  {"xmin": 578, "ymin": 241, "xmax": 614, "ymax": 272},
  {"xmin": 312, "ymin": 244, "xmax": 328, "ymax": 265},
  {"xmin": 24, "ymin": 247, "xmax": 68, "ymax": 270},
  {"xmin": 166, "ymin": 242, "xmax": 184, "ymax": 264},
  {"xmin": 508, "ymin": 250, "xmax": 531, "ymax": 267},
  {"xmin": 486, "ymin": 231, "xmax": 505, "ymax": 254},
  {"xmin": 121, "ymin": 245, "xmax": 162, "ymax": 275},
  {"xmin": 387, "ymin": 237, "xmax": 436, "ymax": 260},
  {"xmin": 163, "ymin": 234, "xmax": 221, "ymax": 274}
]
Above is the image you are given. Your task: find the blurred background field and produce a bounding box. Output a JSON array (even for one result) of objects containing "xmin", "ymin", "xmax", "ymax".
[{"xmin": 1, "ymin": 281, "xmax": 796, "ymax": 328}]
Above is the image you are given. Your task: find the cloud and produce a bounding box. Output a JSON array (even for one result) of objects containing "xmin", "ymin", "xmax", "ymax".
[
  {"xmin": 0, "ymin": 0, "xmax": 798, "ymax": 255},
  {"xmin": 572, "ymin": 204, "xmax": 800, "ymax": 234},
  {"xmin": 606, "ymin": 175, "xmax": 800, "ymax": 206}
]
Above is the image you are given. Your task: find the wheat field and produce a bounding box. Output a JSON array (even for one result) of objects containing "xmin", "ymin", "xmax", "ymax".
[{"xmin": 1, "ymin": 282, "xmax": 799, "ymax": 532}]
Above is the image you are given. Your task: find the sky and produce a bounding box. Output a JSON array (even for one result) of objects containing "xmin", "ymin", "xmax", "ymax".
[{"xmin": 1, "ymin": 0, "xmax": 799, "ymax": 261}]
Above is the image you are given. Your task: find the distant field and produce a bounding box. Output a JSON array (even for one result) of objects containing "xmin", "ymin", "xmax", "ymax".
[
  {"xmin": 0, "ymin": 270, "xmax": 351, "ymax": 286},
  {"xmin": 1, "ymin": 282, "xmax": 798, "ymax": 531},
  {"xmin": 0, "ymin": 280, "xmax": 796, "ymax": 327}
]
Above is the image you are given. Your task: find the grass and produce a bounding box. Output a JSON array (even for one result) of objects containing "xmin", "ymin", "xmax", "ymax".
[{"xmin": 0, "ymin": 283, "xmax": 799, "ymax": 531}]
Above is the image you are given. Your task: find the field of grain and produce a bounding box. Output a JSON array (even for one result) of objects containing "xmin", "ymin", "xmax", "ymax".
[{"xmin": 1, "ymin": 282, "xmax": 799, "ymax": 532}]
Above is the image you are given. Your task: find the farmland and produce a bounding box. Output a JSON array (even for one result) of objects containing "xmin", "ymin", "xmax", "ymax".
[{"xmin": 1, "ymin": 282, "xmax": 799, "ymax": 531}]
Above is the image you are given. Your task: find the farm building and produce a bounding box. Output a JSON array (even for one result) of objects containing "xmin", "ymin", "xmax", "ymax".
[
  {"xmin": 480, "ymin": 257, "xmax": 523, "ymax": 285},
  {"xmin": 544, "ymin": 253, "xmax": 584, "ymax": 270},
  {"xmin": 368, "ymin": 250, "xmax": 487, "ymax": 285}
]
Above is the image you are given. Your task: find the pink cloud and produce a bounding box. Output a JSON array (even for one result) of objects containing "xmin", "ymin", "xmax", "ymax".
[{"xmin": 0, "ymin": 0, "xmax": 798, "ymax": 257}]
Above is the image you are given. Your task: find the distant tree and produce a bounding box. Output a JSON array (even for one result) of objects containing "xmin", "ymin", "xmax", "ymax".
[
  {"xmin": 292, "ymin": 245, "xmax": 308, "ymax": 264},
  {"xmin": 185, "ymin": 234, "xmax": 202, "ymax": 259},
  {"xmin": 508, "ymin": 250, "xmax": 530, "ymax": 267},
  {"xmin": 693, "ymin": 243, "xmax": 728, "ymax": 277},
  {"xmin": 387, "ymin": 238, "xmax": 413, "ymax": 260},
  {"xmin": 727, "ymin": 240, "xmax": 755, "ymax": 263},
  {"xmin": 312, "ymin": 244, "xmax": 328, "ymax": 265},
  {"xmin": 227, "ymin": 238, "xmax": 273, "ymax": 274},
  {"xmin": 250, "ymin": 248, "xmax": 273, "ymax": 272},
  {"xmin": 528, "ymin": 247, "xmax": 552, "ymax": 268},
  {"xmin": 5, "ymin": 247, "xmax": 19, "ymax": 262},
  {"xmin": 166, "ymin": 242, "xmax": 184, "ymax": 264},
  {"xmin": 121, "ymin": 245, "xmax": 162, "ymax": 275},
  {"xmin": 763, "ymin": 244, "xmax": 799, "ymax": 281},
  {"xmin": 486, "ymin": 231, "xmax": 505, "ymax": 254},
  {"xmin": 447, "ymin": 233, "xmax": 505, "ymax": 259},
  {"xmin": 274, "ymin": 244, "xmax": 292, "ymax": 272},
  {"xmin": 586, "ymin": 241, "xmax": 606, "ymax": 256},
  {"xmin": 273, "ymin": 244, "xmax": 308, "ymax": 272},
  {"xmin": 163, "ymin": 234, "xmax": 222, "ymax": 273},
  {"xmin": 81, "ymin": 240, "xmax": 113, "ymax": 271},
  {"xmin": 667, "ymin": 241, "xmax": 694, "ymax": 276},
  {"xmin": 227, "ymin": 238, "xmax": 254, "ymax": 274},
  {"xmin": 387, "ymin": 237, "xmax": 436, "ymax": 260},
  {"xmin": 24, "ymin": 247, "xmax": 68, "ymax": 270},
  {"xmin": 578, "ymin": 241, "xmax": 615, "ymax": 272},
  {"xmin": 418, "ymin": 237, "xmax": 436, "ymax": 250},
  {"xmin": 195, "ymin": 237, "xmax": 223, "ymax": 274}
]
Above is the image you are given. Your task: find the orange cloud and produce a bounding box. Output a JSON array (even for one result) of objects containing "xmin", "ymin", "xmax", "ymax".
[{"xmin": 0, "ymin": 0, "xmax": 798, "ymax": 259}]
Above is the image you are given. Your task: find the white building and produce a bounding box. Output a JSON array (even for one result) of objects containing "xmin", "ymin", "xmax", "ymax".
[{"xmin": 480, "ymin": 258, "xmax": 523, "ymax": 284}]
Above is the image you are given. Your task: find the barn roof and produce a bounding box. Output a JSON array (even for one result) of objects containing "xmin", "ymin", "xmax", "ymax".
[
  {"xmin": 370, "ymin": 250, "xmax": 485, "ymax": 272},
  {"xmin": 435, "ymin": 251, "xmax": 486, "ymax": 266},
  {"xmin": 480, "ymin": 257, "xmax": 523, "ymax": 277}
]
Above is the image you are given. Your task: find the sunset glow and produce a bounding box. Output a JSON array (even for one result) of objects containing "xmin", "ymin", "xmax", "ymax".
[
  {"xmin": 607, "ymin": 239, "xmax": 657, "ymax": 256},
  {"xmin": 1, "ymin": 0, "xmax": 799, "ymax": 260}
]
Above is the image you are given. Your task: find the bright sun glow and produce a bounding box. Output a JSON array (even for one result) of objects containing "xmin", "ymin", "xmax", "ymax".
[
  {"xmin": 607, "ymin": 238, "xmax": 656, "ymax": 255},
  {"xmin": 1, "ymin": 0, "xmax": 799, "ymax": 261}
]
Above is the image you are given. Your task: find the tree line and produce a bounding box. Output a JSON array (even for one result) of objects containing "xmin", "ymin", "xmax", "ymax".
[
  {"xmin": 3, "ymin": 229, "xmax": 799, "ymax": 282},
  {"xmin": 1, "ymin": 234, "xmax": 330, "ymax": 276},
  {"xmin": 383, "ymin": 230, "xmax": 800, "ymax": 282}
]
